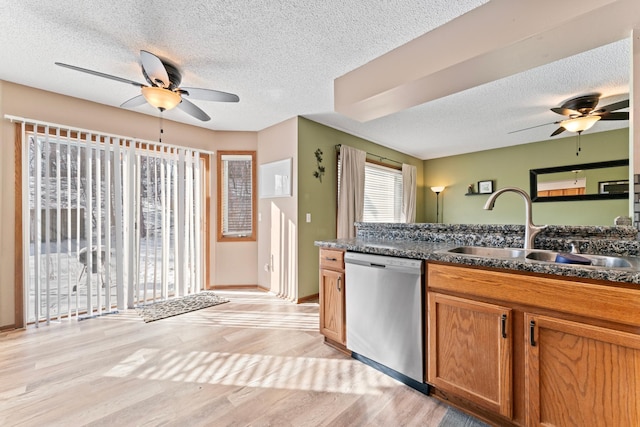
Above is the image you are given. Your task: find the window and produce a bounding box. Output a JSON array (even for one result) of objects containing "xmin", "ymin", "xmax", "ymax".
[
  {"xmin": 338, "ymin": 158, "xmax": 403, "ymax": 223},
  {"xmin": 217, "ymin": 151, "xmax": 256, "ymax": 241},
  {"xmin": 363, "ymin": 162, "xmax": 403, "ymax": 222}
]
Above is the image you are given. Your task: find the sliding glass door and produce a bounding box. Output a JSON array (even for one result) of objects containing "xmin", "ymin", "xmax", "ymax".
[{"xmin": 17, "ymin": 120, "xmax": 208, "ymax": 325}]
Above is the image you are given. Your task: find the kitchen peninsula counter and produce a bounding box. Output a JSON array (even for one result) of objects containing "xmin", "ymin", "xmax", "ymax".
[{"xmin": 315, "ymin": 222, "xmax": 640, "ymax": 285}]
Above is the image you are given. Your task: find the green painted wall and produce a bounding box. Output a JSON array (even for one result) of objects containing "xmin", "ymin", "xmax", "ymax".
[
  {"xmin": 424, "ymin": 128, "xmax": 630, "ymax": 226},
  {"xmin": 296, "ymin": 122, "xmax": 629, "ymax": 298},
  {"xmin": 297, "ymin": 117, "xmax": 426, "ymax": 298}
]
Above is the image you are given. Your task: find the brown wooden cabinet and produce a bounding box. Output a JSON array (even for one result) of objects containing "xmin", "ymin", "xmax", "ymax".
[
  {"xmin": 427, "ymin": 262, "xmax": 640, "ymax": 426},
  {"xmin": 525, "ymin": 313, "xmax": 640, "ymax": 427},
  {"xmin": 428, "ymin": 293, "xmax": 513, "ymax": 418},
  {"xmin": 319, "ymin": 249, "xmax": 346, "ymax": 346}
]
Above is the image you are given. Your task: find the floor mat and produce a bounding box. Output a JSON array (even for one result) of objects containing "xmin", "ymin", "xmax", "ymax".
[{"xmin": 136, "ymin": 291, "xmax": 228, "ymax": 322}]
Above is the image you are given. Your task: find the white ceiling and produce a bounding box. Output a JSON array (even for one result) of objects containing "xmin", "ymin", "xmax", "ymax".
[{"xmin": 0, "ymin": 0, "xmax": 632, "ymax": 159}]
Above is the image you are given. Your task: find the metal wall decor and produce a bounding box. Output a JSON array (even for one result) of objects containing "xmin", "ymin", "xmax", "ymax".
[{"xmin": 313, "ymin": 148, "xmax": 325, "ymax": 182}]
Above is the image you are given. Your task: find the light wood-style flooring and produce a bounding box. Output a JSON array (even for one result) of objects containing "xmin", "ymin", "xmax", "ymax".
[{"xmin": 0, "ymin": 290, "xmax": 451, "ymax": 426}]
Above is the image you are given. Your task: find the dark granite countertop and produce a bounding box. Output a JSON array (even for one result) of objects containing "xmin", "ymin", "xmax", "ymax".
[{"xmin": 315, "ymin": 223, "xmax": 640, "ymax": 286}]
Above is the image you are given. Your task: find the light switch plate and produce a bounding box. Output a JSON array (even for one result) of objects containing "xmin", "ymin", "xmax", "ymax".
[{"xmin": 306, "ymin": 213, "xmax": 311, "ymax": 223}]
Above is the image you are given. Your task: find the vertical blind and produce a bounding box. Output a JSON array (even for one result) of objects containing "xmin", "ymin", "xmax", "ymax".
[{"xmin": 11, "ymin": 116, "xmax": 208, "ymax": 325}]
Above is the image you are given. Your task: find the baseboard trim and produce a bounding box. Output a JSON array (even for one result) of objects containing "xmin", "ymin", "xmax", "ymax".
[
  {"xmin": 210, "ymin": 284, "xmax": 270, "ymax": 292},
  {"xmin": 297, "ymin": 293, "xmax": 319, "ymax": 304},
  {"xmin": 0, "ymin": 323, "xmax": 17, "ymax": 331}
]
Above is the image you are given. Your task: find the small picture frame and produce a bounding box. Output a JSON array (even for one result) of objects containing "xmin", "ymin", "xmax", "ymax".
[{"xmin": 478, "ymin": 180, "xmax": 494, "ymax": 194}]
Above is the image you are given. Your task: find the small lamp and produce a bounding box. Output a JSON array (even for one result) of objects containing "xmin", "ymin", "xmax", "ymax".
[
  {"xmin": 431, "ymin": 186, "xmax": 445, "ymax": 223},
  {"xmin": 561, "ymin": 115, "xmax": 601, "ymax": 133},
  {"xmin": 560, "ymin": 116, "xmax": 601, "ymax": 155},
  {"xmin": 141, "ymin": 86, "xmax": 182, "ymax": 111}
]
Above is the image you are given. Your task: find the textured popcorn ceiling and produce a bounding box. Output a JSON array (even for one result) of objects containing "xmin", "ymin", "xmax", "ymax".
[{"xmin": 0, "ymin": 0, "xmax": 633, "ymax": 159}]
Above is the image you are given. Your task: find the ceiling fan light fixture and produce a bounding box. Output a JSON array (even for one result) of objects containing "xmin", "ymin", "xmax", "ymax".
[
  {"xmin": 141, "ymin": 86, "xmax": 181, "ymax": 111},
  {"xmin": 561, "ymin": 115, "xmax": 601, "ymax": 133}
]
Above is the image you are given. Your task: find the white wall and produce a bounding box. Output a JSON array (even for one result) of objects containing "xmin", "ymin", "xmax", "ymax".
[
  {"xmin": 212, "ymin": 131, "xmax": 259, "ymax": 286},
  {"xmin": 0, "ymin": 81, "xmax": 258, "ymax": 328},
  {"xmin": 257, "ymin": 118, "xmax": 298, "ymax": 299}
]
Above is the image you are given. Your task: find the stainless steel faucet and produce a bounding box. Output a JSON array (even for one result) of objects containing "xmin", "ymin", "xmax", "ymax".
[{"xmin": 483, "ymin": 187, "xmax": 547, "ymax": 250}]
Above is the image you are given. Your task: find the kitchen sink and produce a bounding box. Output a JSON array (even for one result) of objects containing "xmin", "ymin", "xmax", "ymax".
[
  {"xmin": 446, "ymin": 246, "xmax": 640, "ymax": 270},
  {"xmin": 447, "ymin": 246, "xmax": 526, "ymax": 259},
  {"xmin": 525, "ymin": 251, "xmax": 634, "ymax": 269}
]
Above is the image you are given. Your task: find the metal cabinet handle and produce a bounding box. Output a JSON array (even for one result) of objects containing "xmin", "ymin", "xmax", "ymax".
[
  {"xmin": 337, "ymin": 276, "xmax": 342, "ymax": 292},
  {"xmin": 501, "ymin": 314, "xmax": 507, "ymax": 338},
  {"xmin": 325, "ymin": 257, "xmax": 337, "ymax": 261},
  {"xmin": 529, "ymin": 320, "xmax": 536, "ymax": 347}
]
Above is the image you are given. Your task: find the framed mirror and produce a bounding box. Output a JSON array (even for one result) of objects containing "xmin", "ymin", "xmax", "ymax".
[{"xmin": 530, "ymin": 159, "xmax": 629, "ymax": 202}]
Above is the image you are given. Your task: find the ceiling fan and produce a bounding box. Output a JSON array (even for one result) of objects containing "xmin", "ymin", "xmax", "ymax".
[
  {"xmin": 510, "ymin": 93, "xmax": 629, "ymax": 137},
  {"xmin": 55, "ymin": 50, "xmax": 239, "ymax": 122}
]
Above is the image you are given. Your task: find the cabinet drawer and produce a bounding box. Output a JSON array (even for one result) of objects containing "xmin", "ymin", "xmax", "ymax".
[
  {"xmin": 428, "ymin": 263, "xmax": 640, "ymax": 327},
  {"xmin": 319, "ymin": 249, "xmax": 344, "ymax": 271}
]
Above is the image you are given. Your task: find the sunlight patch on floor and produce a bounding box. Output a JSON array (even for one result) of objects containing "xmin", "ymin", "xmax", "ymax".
[
  {"xmin": 104, "ymin": 348, "xmax": 398, "ymax": 395},
  {"xmin": 176, "ymin": 309, "xmax": 319, "ymax": 331},
  {"xmin": 99, "ymin": 291, "xmax": 319, "ymax": 331}
]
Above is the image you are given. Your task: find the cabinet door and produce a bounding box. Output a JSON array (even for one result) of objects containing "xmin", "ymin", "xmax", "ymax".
[
  {"xmin": 319, "ymin": 268, "xmax": 345, "ymax": 344},
  {"xmin": 428, "ymin": 293, "xmax": 513, "ymax": 418},
  {"xmin": 525, "ymin": 314, "xmax": 640, "ymax": 427}
]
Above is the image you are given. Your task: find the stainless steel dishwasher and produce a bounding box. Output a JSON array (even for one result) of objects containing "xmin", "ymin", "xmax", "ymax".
[{"xmin": 344, "ymin": 252, "xmax": 425, "ymax": 388}]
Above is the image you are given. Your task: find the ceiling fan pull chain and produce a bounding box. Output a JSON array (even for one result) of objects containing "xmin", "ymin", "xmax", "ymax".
[
  {"xmin": 159, "ymin": 111, "xmax": 164, "ymax": 144},
  {"xmin": 576, "ymin": 132, "xmax": 582, "ymax": 156}
]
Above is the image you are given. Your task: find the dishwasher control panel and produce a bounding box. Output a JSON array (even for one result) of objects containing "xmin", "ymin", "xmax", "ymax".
[{"xmin": 344, "ymin": 252, "xmax": 423, "ymax": 271}]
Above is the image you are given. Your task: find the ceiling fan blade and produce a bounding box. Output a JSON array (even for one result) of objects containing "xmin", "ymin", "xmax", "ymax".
[
  {"xmin": 181, "ymin": 87, "xmax": 240, "ymax": 102},
  {"xmin": 550, "ymin": 127, "xmax": 566, "ymax": 137},
  {"xmin": 120, "ymin": 94, "xmax": 147, "ymax": 108},
  {"xmin": 508, "ymin": 121, "xmax": 560, "ymax": 134},
  {"xmin": 177, "ymin": 98, "xmax": 211, "ymax": 121},
  {"xmin": 140, "ymin": 50, "xmax": 170, "ymax": 88},
  {"xmin": 597, "ymin": 111, "xmax": 629, "ymax": 121},
  {"xmin": 55, "ymin": 62, "xmax": 145, "ymax": 87},
  {"xmin": 595, "ymin": 99, "xmax": 629, "ymax": 114}
]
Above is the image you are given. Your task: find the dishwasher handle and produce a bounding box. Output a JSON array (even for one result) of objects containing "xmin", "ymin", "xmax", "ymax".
[{"xmin": 345, "ymin": 258, "xmax": 423, "ymax": 275}]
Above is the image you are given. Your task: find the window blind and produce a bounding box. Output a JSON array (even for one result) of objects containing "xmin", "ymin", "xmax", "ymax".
[
  {"xmin": 338, "ymin": 158, "xmax": 403, "ymax": 223},
  {"xmin": 363, "ymin": 162, "xmax": 403, "ymax": 222},
  {"xmin": 221, "ymin": 154, "xmax": 253, "ymax": 237}
]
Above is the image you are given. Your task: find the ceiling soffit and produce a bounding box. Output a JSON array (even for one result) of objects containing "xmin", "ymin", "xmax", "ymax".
[{"xmin": 335, "ymin": 0, "xmax": 640, "ymax": 123}]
